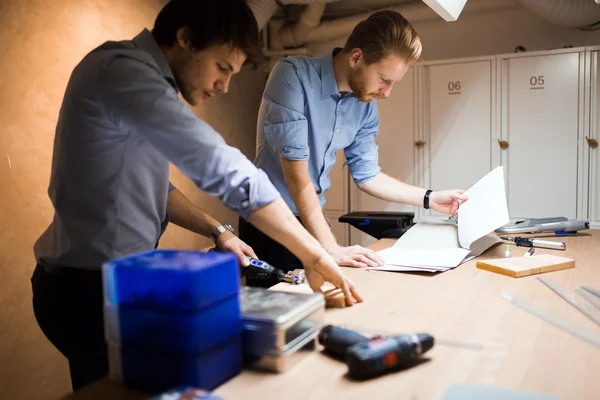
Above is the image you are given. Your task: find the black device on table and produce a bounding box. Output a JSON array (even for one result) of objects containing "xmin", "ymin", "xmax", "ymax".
[
  {"xmin": 318, "ymin": 325, "xmax": 434, "ymax": 380},
  {"xmin": 209, "ymin": 246, "xmax": 304, "ymax": 285},
  {"xmin": 243, "ymin": 257, "xmax": 304, "ymax": 285},
  {"xmin": 338, "ymin": 211, "xmax": 415, "ymax": 240}
]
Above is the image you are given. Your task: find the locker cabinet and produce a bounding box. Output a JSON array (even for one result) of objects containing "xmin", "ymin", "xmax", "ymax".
[
  {"xmin": 586, "ymin": 48, "xmax": 600, "ymax": 227},
  {"xmin": 325, "ymin": 46, "xmax": 598, "ymax": 247}
]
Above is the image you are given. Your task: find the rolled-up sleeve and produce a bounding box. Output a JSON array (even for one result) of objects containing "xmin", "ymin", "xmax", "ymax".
[
  {"xmin": 262, "ymin": 60, "xmax": 309, "ymax": 161},
  {"xmin": 343, "ymin": 102, "xmax": 381, "ymax": 184},
  {"xmin": 99, "ymin": 56, "xmax": 280, "ymax": 220}
]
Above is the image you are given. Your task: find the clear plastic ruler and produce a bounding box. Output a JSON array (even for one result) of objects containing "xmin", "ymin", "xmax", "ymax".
[
  {"xmin": 500, "ymin": 293, "xmax": 600, "ymax": 350},
  {"xmin": 339, "ymin": 324, "xmax": 483, "ymax": 351},
  {"xmin": 537, "ymin": 276, "xmax": 600, "ymax": 327},
  {"xmin": 576, "ymin": 288, "xmax": 600, "ymax": 312},
  {"xmin": 582, "ymin": 286, "xmax": 600, "ymax": 300}
]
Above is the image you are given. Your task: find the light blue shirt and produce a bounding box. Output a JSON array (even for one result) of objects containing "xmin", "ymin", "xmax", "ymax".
[
  {"xmin": 34, "ymin": 29, "xmax": 280, "ymax": 269},
  {"xmin": 255, "ymin": 48, "xmax": 381, "ymax": 215}
]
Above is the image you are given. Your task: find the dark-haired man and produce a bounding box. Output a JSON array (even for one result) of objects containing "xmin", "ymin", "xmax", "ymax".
[{"xmin": 31, "ymin": 0, "xmax": 361, "ymax": 390}]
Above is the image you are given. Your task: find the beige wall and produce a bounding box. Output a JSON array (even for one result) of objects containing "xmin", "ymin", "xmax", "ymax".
[{"xmin": 0, "ymin": 0, "xmax": 265, "ymax": 398}]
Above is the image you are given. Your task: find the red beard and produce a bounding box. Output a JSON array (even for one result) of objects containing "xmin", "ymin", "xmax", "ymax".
[{"xmin": 348, "ymin": 66, "xmax": 383, "ymax": 103}]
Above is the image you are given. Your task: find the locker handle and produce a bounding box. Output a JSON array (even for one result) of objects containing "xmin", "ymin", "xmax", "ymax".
[
  {"xmin": 497, "ymin": 139, "xmax": 509, "ymax": 150},
  {"xmin": 415, "ymin": 140, "xmax": 426, "ymax": 148},
  {"xmin": 586, "ymin": 136, "xmax": 599, "ymax": 149}
]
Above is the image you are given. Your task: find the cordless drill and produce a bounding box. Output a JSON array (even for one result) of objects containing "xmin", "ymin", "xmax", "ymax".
[{"xmin": 318, "ymin": 325, "xmax": 434, "ymax": 380}]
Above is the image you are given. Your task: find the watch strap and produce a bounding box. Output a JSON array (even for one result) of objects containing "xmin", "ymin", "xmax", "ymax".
[{"xmin": 423, "ymin": 189, "xmax": 433, "ymax": 210}]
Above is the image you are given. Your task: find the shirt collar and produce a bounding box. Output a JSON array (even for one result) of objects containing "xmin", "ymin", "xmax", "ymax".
[
  {"xmin": 320, "ymin": 47, "xmax": 343, "ymax": 99},
  {"xmin": 133, "ymin": 29, "xmax": 180, "ymax": 92}
]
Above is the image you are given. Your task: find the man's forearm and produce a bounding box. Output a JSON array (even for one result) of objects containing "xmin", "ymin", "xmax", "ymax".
[
  {"xmin": 290, "ymin": 180, "xmax": 338, "ymax": 251},
  {"xmin": 249, "ymin": 197, "xmax": 327, "ymax": 265},
  {"xmin": 280, "ymin": 158, "xmax": 339, "ymax": 251},
  {"xmin": 166, "ymin": 188, "xmax": 220, "ymax": 238},
  {"xmin": 357, "ymin": 172, "xmax": 427, "ymax": 206}
]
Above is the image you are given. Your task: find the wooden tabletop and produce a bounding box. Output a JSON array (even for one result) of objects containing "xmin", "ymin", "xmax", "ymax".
[
  {"xmin": 66, "ymin": 232, "xmax": 600, "ymax": 400},
  {"xmin": 215, "ymin": 231, "xmax": 600, "ymax": 400}
]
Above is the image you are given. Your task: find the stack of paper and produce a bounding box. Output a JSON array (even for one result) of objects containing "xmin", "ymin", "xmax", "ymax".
[{"xmin": 373, "ymin": 166, "xmax": 510, "ymax": 273}]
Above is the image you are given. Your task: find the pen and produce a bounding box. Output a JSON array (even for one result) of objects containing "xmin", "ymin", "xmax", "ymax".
[{"xmin": 500, "ymin": 236, "xmax": 566, "ymax": 250}]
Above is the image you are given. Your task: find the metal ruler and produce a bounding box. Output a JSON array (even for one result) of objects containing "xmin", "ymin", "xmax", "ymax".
[
  {"xmin": 537, "ymin": 276, "xmax": 600, "ymax": 327},
  {"xmin": 500, "ymin": 293, "xmax": 600, "ymax": 350}
]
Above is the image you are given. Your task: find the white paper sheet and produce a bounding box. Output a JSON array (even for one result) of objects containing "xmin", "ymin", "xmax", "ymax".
[
  {"xmin": 392, "ymin": 218, "xmax": 460, "ymax": 250},
  {"xmin": 374, "ymin": 167, "xmax": 509, "ymax": 273},
  {"xmin": 377, "ymin": 247, "xmax": 471, "ymax": 268},
  {"xmin": 370, "ymin": 265, "xmax": 449, "ymax": 273},
  {"xmin": 458, "ymin": 166, "xmax": 510, "ymax": 249}
]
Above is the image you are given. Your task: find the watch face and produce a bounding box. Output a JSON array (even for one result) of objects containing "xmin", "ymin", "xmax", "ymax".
[{"xmin": 213, "ymin": 224, "xmax": 233, "ymax": 239}]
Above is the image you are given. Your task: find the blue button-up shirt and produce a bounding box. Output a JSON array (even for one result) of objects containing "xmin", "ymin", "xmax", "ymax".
[
  {"xmin": 34, "ymin": 29, "xmax": 280, "ymax": 269},
  {"xmin": 255, "ymin": 48, "xmax": 381, "ymax": 214}
]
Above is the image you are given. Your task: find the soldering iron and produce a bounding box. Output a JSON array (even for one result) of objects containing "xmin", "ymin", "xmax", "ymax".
[{"xmin": 499, "ymin": 236, "xmax": 566, "ymax": 250}]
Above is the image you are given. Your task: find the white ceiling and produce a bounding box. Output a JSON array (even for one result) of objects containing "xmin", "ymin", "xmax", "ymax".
[
  {"xmin": 322, "ymin": 0, "xmax": 418, "ymax": 19},
  {"xmin": 276, "ymin": 0, "xmax": 419, "ymax": 21}
]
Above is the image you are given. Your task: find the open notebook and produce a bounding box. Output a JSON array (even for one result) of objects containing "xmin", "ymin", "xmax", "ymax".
[{"xmin": 373, "ymin": 167, "xmax": 509, "ymax": 273}]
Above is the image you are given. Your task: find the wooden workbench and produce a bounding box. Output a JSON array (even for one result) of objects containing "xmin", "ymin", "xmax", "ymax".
[{"xmin": 64, "ymin": 232, "xmax": 600, "ymax": 400}]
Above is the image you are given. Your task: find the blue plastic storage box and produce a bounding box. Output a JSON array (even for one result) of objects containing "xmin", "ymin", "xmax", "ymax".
[
  {"xmin": 104, "ymin": 295, "xmax": 243, "ymax": 354},
  {"xmin": 108, "ymin": 335, "xmax": 243, "ymax": 393},
  {"xmin": 102, "ymin": 250, "xmax": 240, "ymax": 311}
]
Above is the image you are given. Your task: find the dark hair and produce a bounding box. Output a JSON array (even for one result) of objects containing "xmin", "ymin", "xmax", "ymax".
[
  {"xmin": 342, "ymin": 10, "xmax": 422, "ymax": 65},
  {"xmin": 152, "ymin": 0, "xmax": 263, "ymax": 68}
]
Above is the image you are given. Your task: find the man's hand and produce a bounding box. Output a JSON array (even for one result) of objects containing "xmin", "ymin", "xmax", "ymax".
[
  {"xmin": 328, "ymin": 245, "xmax": 384, "ymax": 268},
  {"xmin": 249, "ymin": 198, "xmax": 364, "ymax": 306},
  {"xmin": 429, "ymin": 190, "xmax": 468, "ymax": 215},
  {"xmin": 216, "ymin": 231, "xmax": 257, "ymax": 267},
  {"xmin": 303, "ymin": 253, "xmax": 364, "ymax": 306}
]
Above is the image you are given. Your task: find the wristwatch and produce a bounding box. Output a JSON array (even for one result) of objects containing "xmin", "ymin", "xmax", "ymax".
[{"xmin": 210, "ymin": 223, "xmax": 234, "ymax": 242}]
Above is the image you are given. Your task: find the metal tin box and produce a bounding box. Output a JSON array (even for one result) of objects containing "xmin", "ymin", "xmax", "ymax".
[{"xmin": 240, "ymin": 287, "xmax": 325, "ymax": 372}]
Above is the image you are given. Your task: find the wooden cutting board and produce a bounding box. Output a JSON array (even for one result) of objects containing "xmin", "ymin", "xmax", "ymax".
[{"xmin": 476, "ymin": 254, "xmax": 575, "ymax": 278}]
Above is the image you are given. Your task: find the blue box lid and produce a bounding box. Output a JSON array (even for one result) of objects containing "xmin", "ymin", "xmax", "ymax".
[
  {"xmin": 148, "ymin": 387, "xmax": 223, "ymax": 400},
  {"xmin": 103, "ymin": 250, "xmax": 239, "ymax": 311}
]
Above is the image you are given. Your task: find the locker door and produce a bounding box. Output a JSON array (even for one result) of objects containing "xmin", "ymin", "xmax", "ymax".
[
  {"xmin": 425, "ymin": 59, "xmax": 495, "ymax": 217},
  {"xmin": 502, "ymin": 52, "xmax": 581, "ymax": 219},
  {"xmin": 350, "ymin": 67, "xmax": 419, "ymax": 246}
]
